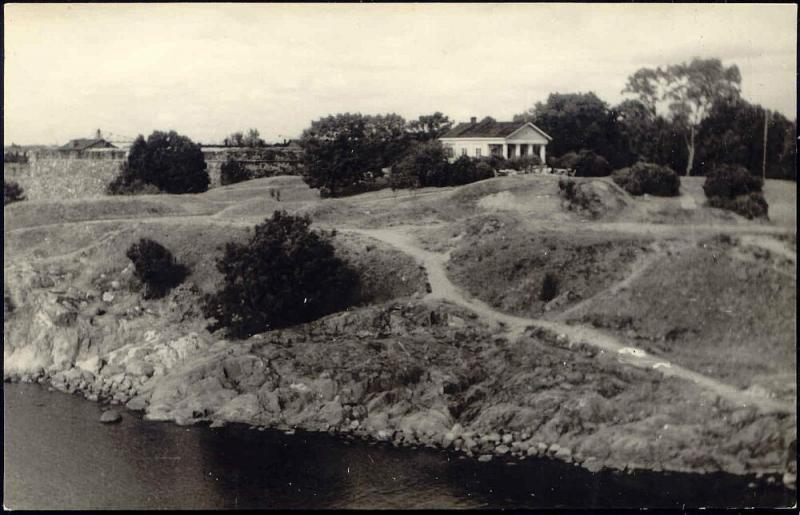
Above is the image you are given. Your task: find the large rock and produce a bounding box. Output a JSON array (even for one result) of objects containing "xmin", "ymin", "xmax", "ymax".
[
  {"xmin": 215, "ymin": 393, "xmax": 261, "ymax": 423},
  {"xmin": 221, "ymin": 355, "xmax": 269, "ymax": 393},
  {"xmin": 100, "ymin": 409, "xmax": 122, "ymax": 423},
  {"xmin": 397, "ymin": 408, "xmax": 453, "ymax": 439}
]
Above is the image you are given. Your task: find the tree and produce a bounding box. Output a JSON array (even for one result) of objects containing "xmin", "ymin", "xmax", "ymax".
[
  {"xmin": 392, "ymin": 140, "xmax": 448, "ymax": 189},
  {"xmin": 406, "ymin": 112, "xmax": 454, "ymax": 141},
  {"xmin": 109, "ymin": 131, "xmax": 209, "ymax": 194},
  {"xmin": 203, "ymin": 210, "xmax": 359, "ymax": 338},
  {"xmin": 613, "ymin": 99, "xmax": 687, "ymax": 172},
  {"xmin": 694, "ymin": 99, "xmax": 796, "ymax": 180},
  {"xmin": 623, "ymin": 58, "xmax": 742, "ymax": 176},
  {"xmin": 224, "ymin": 129, "xmax": 266, "ymax": 147},
  {"xmin": 514, "ymin": 92, "xmax": 633, "ymax": 169},
  {"xmin": 126, "ymin": 239, "xmax": 189, "ymax": 299},
  {"xmin": 220, "ymin": 157, "xmax": 250, "ymax": 185},
  {"xmin": 300, "ymin": 113, "xmax": 411, "ymax": 197}
]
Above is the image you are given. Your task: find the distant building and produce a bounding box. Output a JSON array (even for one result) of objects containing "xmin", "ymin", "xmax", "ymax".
[
  {"xmin": 439, "ymin": 117, "xmax": 552, "ymax": 162},
  {"xmin": 60, "ymin": 138, "xmax": 117, "ymax": 152}
]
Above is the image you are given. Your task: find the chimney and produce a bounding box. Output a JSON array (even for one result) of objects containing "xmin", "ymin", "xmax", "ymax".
[{"xmin": 470, "ymin": 117, "xmax": 477, "ymax": 124}]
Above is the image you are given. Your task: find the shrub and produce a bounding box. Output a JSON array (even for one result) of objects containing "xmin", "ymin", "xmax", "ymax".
[
  {"xmin": 203, "ymin": 210, "xmax": 359, "ymax": 338},
  {"xmin": 571, "ymin": 150, "xmax": 612, "ymax": 177},
  {"xmin": 703, "ymin": 164, "xmax": 768, "ymax": 219},
  {"xmin": 125, "ymin": 239, "xmax": 189, "ymax": 299},
  {"xmin": 558, "ymin": 177, "xmax": 602, "ymax": 216},
  {"xmin": 540, "ymin": 272, "xmax": 559, "ymax": 302},
  {"xmin": 106, "ymin": 163, "xmax": 162, "ymax": 195},
  {"xmin": 444, "ymin": 155, "xmax": 494, "ymax": 186},
  {"xmin": 506, "ymin": 155, "xmax": 542, "ymax": 173},
  {"xmin": 220, "ymin": 158, "xmax": 249, "ymax": 186},
  {"xmin": 703, "ymin": 164, "xmax": 763, "ymax": 198},
  {"xmin": 4, "ymin": 180, "xmax": 26, "ymax": 205},
  {"xmin": 392, "ymin": 140, "xmax": 447, "ymax": 190},
  {"xmin": 108, "ymin": 131, "xmax": 209, "ymax": 195},
  {"xmin": 708, "ymin": 192, "xmax": 769, "ymax": 219},
  {"xmin": 612, "ymin": 162, "xmax": 681, "ymax": 197}
]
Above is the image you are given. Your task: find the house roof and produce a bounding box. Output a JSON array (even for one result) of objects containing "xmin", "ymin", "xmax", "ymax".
[
  {"xmin": 60, "ymin": 138, "xmax": 116, "ymax": 151},
  {"xmin": 441, "ymin": 120, "xmax": 552, "ymax": 140}
]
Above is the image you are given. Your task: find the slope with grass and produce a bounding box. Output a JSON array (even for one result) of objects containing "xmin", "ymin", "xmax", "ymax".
[{"xmin": 3, "ymin": 174, "xmax": 796, "ymax": 486}]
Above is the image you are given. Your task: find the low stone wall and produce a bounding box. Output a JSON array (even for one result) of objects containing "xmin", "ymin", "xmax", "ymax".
[
  {"xmin": 3, "ymin": 146, "xmax": 305, "ymax": 201},
  {"xmin": 203, "ymin": 147, "xmax": 303, "ymax": 187},
  {"xmin": 4, "ymin": 157, "xmax": 124, "ymax": 201}
]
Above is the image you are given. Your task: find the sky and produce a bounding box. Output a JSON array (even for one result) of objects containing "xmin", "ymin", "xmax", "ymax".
[{"xmin": 4, "ymin": 3, "xmax": 797, "ymax": 145}]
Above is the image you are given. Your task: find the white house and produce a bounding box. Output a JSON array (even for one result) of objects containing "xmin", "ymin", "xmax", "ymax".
[{"xmin": 439, "ymin": 117, "xmax": 552, "ymax": 162}]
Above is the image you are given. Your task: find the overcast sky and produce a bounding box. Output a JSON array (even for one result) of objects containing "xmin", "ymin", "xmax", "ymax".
[{"xmin": 4, "ymin": 3, "xmax": 797, "ymax": 145}]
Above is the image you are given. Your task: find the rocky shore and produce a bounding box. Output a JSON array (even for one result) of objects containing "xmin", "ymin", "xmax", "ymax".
[{"xmin": 4, "ymin": 261, "xmax": 796, "ymax": 490}]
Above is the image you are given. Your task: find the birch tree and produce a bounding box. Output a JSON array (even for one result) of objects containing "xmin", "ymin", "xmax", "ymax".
[{"xmin": 623, "ymin": 58, "xmax": 741, "ymax": 176}]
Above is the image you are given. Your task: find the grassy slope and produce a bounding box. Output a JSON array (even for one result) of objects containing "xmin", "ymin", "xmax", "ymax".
[{"xmin": 4, "ymin": 174, "xmax": 796, "ymax": 394}]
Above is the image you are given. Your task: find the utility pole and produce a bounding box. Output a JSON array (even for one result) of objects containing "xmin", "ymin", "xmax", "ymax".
[{"xmin": 762, "ymin": 108, "xmax": 769, "ymax": 180}]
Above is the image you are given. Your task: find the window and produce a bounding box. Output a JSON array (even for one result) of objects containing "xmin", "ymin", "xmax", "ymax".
[
  {"xmin": 461, "ymin": 148, "xmax": 467, "ymax": 156},
  {"xmin": 443, "ymin": 144, "xmax": 454, "ymax": 158},
  {"xmin": 475, "ymin": 148, "xmax": 482, "ymax": 157}
]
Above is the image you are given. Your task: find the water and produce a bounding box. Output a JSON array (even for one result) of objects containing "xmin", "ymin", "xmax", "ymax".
[{"xmin": 3, "ymin": 383, "xmax": 794, "ymax": 509}]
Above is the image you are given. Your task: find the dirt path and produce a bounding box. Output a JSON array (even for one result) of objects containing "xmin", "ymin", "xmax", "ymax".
[{"xmin": 342, "ymin": 226, "xmax": 795, "ymax": 415}]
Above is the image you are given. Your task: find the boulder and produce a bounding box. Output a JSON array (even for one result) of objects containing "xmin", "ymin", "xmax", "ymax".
[{"xmin": 100, "ymin": 409, "xmax": 122, "ymax": 424}]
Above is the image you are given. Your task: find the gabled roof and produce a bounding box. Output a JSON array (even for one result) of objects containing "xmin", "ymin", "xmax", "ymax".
[
  {"xmin": 60, "ymin": 138, "xmax": 117, "ymax": 151},
  {"xmin": 441, "ymin": 120, "xmax": 552, "ymax": 141}
]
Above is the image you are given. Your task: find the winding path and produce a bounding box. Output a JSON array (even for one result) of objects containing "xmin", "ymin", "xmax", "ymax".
[{"xmin": 342, "ymin": 226, "xmax": 795, "ymax": 415}]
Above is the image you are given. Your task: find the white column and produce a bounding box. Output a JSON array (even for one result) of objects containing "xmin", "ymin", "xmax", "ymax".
[
  {"xmin": 513, "ymin": 144, "xmax": 519, "ymax": 159},
  {"xmin": 539, "ymin": 145, "xmax": 546, "ymax": 164},
  {"xmin": 502, "ymin": 143, "xmax": 508, "ymax": 159},
  {"xmin": 529, "ymin": 144, "xmax": 535, "ymax": 159}
]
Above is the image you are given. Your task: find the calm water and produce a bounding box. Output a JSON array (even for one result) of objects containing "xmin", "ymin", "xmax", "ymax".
[{"xmin": 3, "ymin": 383, "xmax": 794, "ymax": 509}]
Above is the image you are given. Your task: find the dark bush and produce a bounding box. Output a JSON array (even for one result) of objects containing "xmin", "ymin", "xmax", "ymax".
[
  {"xmin": 125, "ymin": 239, "xmax": 189, "ymax": 299},
  {"xmin": 703, "ymin": 164, "xmax": 763, "ymax": 198},
  {"xmin": 108, "ymin": 131, "xmax": 209, "ymax": 195},
  {"xmin": 540, "ymin": 272, "xmax": 559, "ymax": 302},
  {"xmin": 203, "ymin": 210, "xmax": 359, "ymax": 338},
  {"xmin": 703, "ymin": 164, "xmax": 768, "ymax": 219},
  {"xmin": 505, "ymin": 155, "xmax": 542, "ymax": 173},
  {"xmin": 220, "ymin": 158, "xmax": 250, "ymax": 186},
  {"xmin": 708, "ymin": 192, "xmax": 769, "ymax": 219},
  {"xmin": 558, "ymin": 177, "xmax": 602, "ymax": 216},
  {"xmin": 612, "ymin": 162, "xmax": 681, "ymax": 197},
  {"xmin": 107, "ymin": 163, "xmax": 162, "ymax": 195},
  {"xmin": 558, "ymin": 177, "xmax": 578, "ymax": 200},
  {"xmin": 571, "ymin": 150, "xmax": 612, "ymax": 177},
  {"xmin": 392, "ymin": 140, "xmax": 447, "ymax": 190},
  {"xmin": 443, "ymin": 155, "xmax": 494, "ymax": 186},
  {"xmin": 4, "ymin": 180, "xmax": 26, "ymax": 205}
]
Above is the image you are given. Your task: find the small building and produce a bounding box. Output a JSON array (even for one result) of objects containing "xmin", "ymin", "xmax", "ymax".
[
  {"xmin": 439, "ymin": 117, "xmax": 552, "ymax": 162},
  {"xmin": 60, "ymin": 138, "xmax": 117, "ymax": 152}
]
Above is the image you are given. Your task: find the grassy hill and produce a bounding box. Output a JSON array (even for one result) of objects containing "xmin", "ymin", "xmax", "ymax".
[{"xmin": 3, "ymin": 174, "xmax": 796, "ymax": 482}]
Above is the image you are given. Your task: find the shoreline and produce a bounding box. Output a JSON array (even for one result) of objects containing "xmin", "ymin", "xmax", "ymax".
[{"xmin": 3, "ymin": 359, "xmax": 796, "ymax": 490}]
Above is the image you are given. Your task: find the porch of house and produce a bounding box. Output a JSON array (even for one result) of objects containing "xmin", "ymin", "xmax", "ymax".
[{"xmin": 488, "ymin": 142, "xmax": 546, "ymax": 162}]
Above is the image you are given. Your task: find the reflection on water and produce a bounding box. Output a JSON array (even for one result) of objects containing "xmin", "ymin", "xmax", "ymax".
[{"xmin": 3, "ymin": 384, "xmax": 794, "ymax": 509}]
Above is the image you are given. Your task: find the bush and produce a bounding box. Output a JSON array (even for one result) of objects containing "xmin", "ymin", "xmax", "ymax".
[
  {"xmin": 703, "ymin": 165, "xmax": 768, "ymax": 219},
  {"xmin": 4, "ymin": 180, "xmax": 26, "ymax": 205},
  {"xmin": 443, "ymin": 155, "xmax": 494, "ymax": 186},
  {"xmin": 108, "ymin": 131, "xmax": 209, "ymax": 195},
  {"xmin": 203, "ymin": 210, "xmax": 359, "ymax": 338},
  {"xmin": 612, "ymin": 162, "xmax": 681, "ymax": 197},
  {"xmin": 106, "ymin": 163, "xmax": 162, "ymax": 195},
  {"xmin": 571, "ymin": 150, "xmax": 612, "ymax": 177},
  {"xmin": 703, "ymin": 164, "xmax": 763, "ymax": 198},
  {"xmin": 220, "ymin": 158, "xmax": 250, "ymax": 186},
  {"xmin": 125, "ymin": 239, "xmax": 189, "ymax": 299},
  {"xmin": 558, "ymin": 177, "xmax": 602, "ymax": 216},
  {"xmin": 392, "ymin": 140, "xmax": 447, "ymax": 190},
  {"xmin": 506, "ymin": 155, "xmax": 542, "ymax": 173},
  {"xmin": 540, "ymin": 272, "xmax": 559, "ymax": 302},
  {"xmin": 708, "ymin": 192, "xmax": 769, "ymax": 219}
]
